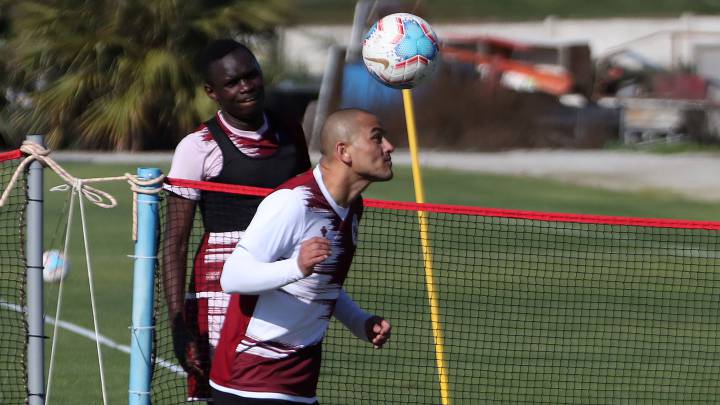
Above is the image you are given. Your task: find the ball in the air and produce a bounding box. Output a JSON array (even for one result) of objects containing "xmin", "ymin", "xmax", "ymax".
[
  {"xmin": 43, "ymin": 250, "xmax": 70, "ymax": 283},
  {"xmin": 362, "ymin": 13, "xmax": 440, "ymax": 89}
]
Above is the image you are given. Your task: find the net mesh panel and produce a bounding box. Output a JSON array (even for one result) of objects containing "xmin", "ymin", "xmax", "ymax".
[
  {"xmin": 152, "ymin": 180, "xmax": 263, "ymax": 403},
  {"xmin": 0, "ymin": 150, "xmax": 28, "ymax": 404},
  {"xmin": 152, "ymin": 189, "xmax": 193, "ymax": 404},
  {"xmin": 153, "ymin": 178, "xmax": 720, "ymax": 404}
]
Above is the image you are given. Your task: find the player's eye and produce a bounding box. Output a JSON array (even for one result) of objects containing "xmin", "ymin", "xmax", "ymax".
[{"xmin": 240, "ymin": 69, "xmax": 260, "ymax": 82}]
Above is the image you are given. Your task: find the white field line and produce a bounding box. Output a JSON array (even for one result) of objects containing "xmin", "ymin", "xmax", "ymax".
[{"xmin": 0, "ymin": 300, "xmax": 185, "ymax": 376}]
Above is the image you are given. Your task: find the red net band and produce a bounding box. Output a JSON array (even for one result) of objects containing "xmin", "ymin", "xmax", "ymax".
[
  {"xmin": 0, "ymin": 149, "xmax": 23, "ymax": 163},
  {"xmin": 166, "ymin": 177, "xmax": 720, "ymax": 230}
]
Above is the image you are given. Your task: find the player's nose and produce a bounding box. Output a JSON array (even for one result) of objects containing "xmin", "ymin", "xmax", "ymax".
[
  {"xmin": 238, "ymin": 78, "xmax": 256, "ymax": 93},
  {"xmin": 382, "ymin": 138, "xmax": 395, "ymax": 154}
]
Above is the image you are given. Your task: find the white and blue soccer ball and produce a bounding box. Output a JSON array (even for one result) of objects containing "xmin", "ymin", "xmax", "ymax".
[
  {"xmin": 362, "ymin": 13, "xmax": 440, "ymax": 89},
  {"xmin": 43, "ymin": 250, "xmax": 70, "ymax": 283}
]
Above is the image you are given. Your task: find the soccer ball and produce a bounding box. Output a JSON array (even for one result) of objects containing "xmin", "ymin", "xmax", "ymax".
[
  {"xmin": 362, "ymin": 13, "xmax": 440, "ymax": 89},
  {"xmin": 43, "ymin": 250, "xmax": 70, "ymax": 283}
]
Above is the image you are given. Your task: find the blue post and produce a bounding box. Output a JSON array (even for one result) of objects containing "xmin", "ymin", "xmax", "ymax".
[{"xmin": 129, "ymin": 167, "xmax": 162, "ymax": 405}]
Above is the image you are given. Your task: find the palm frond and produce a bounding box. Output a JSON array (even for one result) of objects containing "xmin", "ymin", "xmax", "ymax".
[
  {"xmin": 139, "ymin": 49, "xmax": 195, "ymax": 95},
  {"xmin": 7, "ymin": 0, "xmax": 294, "ymax": 150},
  {"xmin": 77, "ymin": 81, "xmax": 149, "ymax": 149}
]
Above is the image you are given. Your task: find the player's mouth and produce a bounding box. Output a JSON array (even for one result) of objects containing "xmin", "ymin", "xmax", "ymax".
[{"xmin": 238, "ymin": 95, "xmax": 260, "ymax": 106}]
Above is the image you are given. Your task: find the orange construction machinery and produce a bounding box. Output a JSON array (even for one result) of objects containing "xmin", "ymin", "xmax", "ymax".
[{"xmin": 441, "ymin": 35, "xmax": 592, "ymax": 98}]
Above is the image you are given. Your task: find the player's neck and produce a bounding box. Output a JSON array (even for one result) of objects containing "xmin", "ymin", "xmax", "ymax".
[
  {"xmin": 220, "ymin": 110, "xmax": 264, "ymax": 132},
  {"xmin": 319, "ymin": 162, "xmax": 368, "ymax": 208}
]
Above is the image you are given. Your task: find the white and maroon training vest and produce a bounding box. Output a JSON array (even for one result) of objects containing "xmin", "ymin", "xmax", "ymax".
[{"xmin": 209, "ymin": 166, "xmax": 371, "ymax": 403}]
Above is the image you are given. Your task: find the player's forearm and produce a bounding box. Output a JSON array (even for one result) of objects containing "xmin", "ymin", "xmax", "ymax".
[
  {"xmin": 221, "ymin": 246, "xmax": 305, "ymax": 294},
  {"xmin": 161, "ymin": 229, "xmax": 189, "ymax": 316},
  {"xmin": 162, "ymin": 253, "xmax": 187, "ymax": 317},
  {"xmin": 162, "ymin": 194, "xmax": 195, "ymax": 317},
  {"xmin": 162, "ymin": 227, "xmax": 190, "ymax": 317},
  {"xmin": 334, "ymin": 289, "xmax": 372, "ymax": 341}
]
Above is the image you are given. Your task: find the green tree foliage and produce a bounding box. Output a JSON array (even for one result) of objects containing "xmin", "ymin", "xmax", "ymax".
[
  {"xmin": 4, "ymin": 0, "xmax": 290, "ymax": 150},
  {"xmin": 0, "ymin": 1, "xmax": 17, "ymax": 147}
]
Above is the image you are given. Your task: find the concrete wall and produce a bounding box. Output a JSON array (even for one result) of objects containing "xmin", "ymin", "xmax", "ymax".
[{"xmin": 279, "ymin": 14, "xmax": 720, "ymax": 76}]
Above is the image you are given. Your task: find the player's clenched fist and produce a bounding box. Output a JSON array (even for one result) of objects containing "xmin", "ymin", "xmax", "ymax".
[
  {"xmin": 365, "ymin": 315, "xmax": 391, "ymax": 349},
  {"xmin": 297, "ymin": 236, "xmax": 331, "ymax": 276}
]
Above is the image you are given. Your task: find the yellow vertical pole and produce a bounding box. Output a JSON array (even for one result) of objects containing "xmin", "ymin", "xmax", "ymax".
[{"xmin": 402, "ymin": 88, "xmax": 451, "ymax": 405}]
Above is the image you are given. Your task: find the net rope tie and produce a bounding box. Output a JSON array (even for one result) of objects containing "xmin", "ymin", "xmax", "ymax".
[
  {"xmin": 0, "ymin": 140, "xmax": 165, "ymax": 240},
  {"xmin": 1, "ymin": 141, "xmax": 164, "ymax": 405},
  {"xmin": 0, "ymin": 140, "xmax": 165, "ymax": 207}
]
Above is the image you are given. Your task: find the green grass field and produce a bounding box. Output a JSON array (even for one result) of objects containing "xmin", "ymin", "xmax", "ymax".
[{"xmin": 13, "ymin": 161, "xmax": 720, "ymax": 403}]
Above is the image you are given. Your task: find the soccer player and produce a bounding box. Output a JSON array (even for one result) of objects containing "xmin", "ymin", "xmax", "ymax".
[
  {"xmin": 209, "ymin": 108, "xmax": 394, "ymax": 404},
  {"xmin": 162, "ymin": 39, "xmax": 311, "ymax": 401}
]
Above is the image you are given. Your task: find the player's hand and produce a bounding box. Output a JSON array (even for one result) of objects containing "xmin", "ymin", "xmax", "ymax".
[
  {"xmin": 170, "ymin": 316, "xmax": 206, "ymax": 377},
  {"xmin": 365, "ymin": 315, "xmax": 391, "ymax": 349},
  {"xmin": 297, "ymin": 236, "xmax": 331, "ymax": 276}
]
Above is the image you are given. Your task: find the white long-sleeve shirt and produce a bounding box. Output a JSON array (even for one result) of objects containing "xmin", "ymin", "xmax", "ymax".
[{"xmin": 210, "ymin": 166, "xmax": 371, "ymax": 403}]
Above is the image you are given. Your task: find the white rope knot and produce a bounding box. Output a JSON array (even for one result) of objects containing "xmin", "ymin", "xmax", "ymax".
[
  {"xmin": 1, "ymin": 141, "xmax": 165, "ymax": 210},
  {"xmin": 125, "ymin": 172, "xmax": 166, "ymax": 195},
  {"xmin": 123, "ymin": 172, "xmax": 165, "ymax": 241},
  {"xmin": 19, "ymin": 141, "xmax": 50, "ymax": 158},
  {"xmin": 1, "ymin": 140, "xmax": 167, "ymax": 242},
  {"xmin": 0, "ymin": 141, "xmax": 117, "ymax": 208},
  {"xmin": 0, "ymin": 141, "xmax": 51, "ymax": 207}
]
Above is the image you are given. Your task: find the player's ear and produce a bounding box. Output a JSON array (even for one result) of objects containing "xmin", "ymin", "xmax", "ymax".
[
  {"xmin": 336, "ymin": 142, "xmax": 352, "ymax": 165},
  {"xmin": 204, "ymin": 83, "xmax": 218, "ymax": 103}
]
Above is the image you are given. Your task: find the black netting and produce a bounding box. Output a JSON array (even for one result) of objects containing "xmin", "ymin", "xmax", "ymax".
[
  {"xmin": 153, "ymin": 179, "xmax": 720, "ymax": 404},
  {"xmin": 0, "ymin": 151, "xmax": 27, "ymax": 404},
  {"xmin": 323, "ymin": 209, "xmax": 720, "ymax": 404},
  {"xmin": 153, "ymin": 182, "xmax": 258, "ymax": 404}
]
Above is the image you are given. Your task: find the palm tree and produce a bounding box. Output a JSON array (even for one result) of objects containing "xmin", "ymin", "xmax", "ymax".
[
  {"xmin": 0, "ymin": 1, "xmax": 19, "ymax": 147},
  {"xmin": 5, "ymin": 0, "xmax": 291, "ymax": 150}
]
